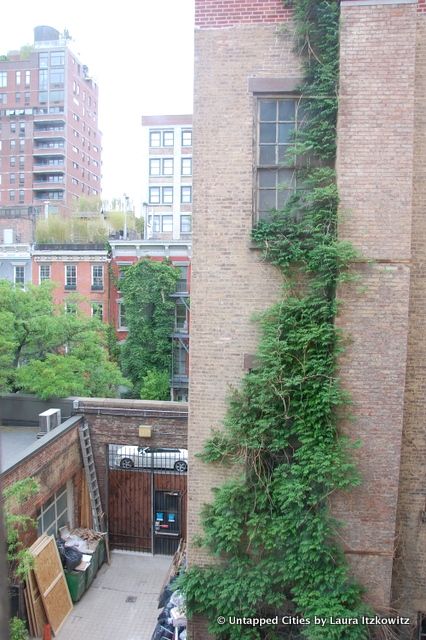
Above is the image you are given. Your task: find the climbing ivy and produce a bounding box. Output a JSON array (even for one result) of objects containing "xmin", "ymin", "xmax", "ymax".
[
  {"xmin": 180, "ymin": 2, "xmax": 370, "ymax": 639},
  {"xmin": 119, "ymin": 259, "xmax": 179, "ymax": 397}
]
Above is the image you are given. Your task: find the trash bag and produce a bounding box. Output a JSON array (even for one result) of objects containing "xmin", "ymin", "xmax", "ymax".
[
  {"xmin": 63, "ymin": 546, "xmax": 83, "ymax": 571},
  {"xmin": 56, "ymin": 538, "xmax": 66, "ymax": 567}
]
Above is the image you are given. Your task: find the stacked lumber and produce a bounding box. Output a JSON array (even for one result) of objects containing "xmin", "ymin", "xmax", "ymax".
[{"xmin": 25, "ymin": 534, "xmax": 73, "ymax": 637}]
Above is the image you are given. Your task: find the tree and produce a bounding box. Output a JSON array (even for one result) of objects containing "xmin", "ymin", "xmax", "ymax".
[
  {"xmin": 0, "ymin": 281, "xmax": 128, "ymax": 399},
  {"xmin": 140, "ymin": 369, "xmax": 170, "ymax": 401},
  {"xmin": 120, "ymin": 259, "xmax": 179, "ymax": 397}
]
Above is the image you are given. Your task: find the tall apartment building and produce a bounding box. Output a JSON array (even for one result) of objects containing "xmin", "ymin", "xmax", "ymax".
[
  {"xmin": 141, "ymin": 115, "xmax": 192, "ymax": 242},
  {"xmin": 188, "ymin": 0, "xmax": 426, "ymax": 631},
  {"xmin": 0, "ymin": 25, "xmax": 102, "ymax": 219}
]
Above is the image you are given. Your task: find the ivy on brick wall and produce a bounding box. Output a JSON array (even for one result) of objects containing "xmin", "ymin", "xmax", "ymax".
[{"xmin": 180, "ymin": 1, "xmax": 370, "ymax": 638}]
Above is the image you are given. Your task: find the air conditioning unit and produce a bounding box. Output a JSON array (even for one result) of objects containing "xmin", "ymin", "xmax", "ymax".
[{"xmin": 38, "ymin": 408, "xmax": 62, "ymax": 434}]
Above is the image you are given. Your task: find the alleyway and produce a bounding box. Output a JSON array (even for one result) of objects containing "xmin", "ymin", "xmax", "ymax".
[{"xmin": 56, "ymin": 551, "xmax": 171, "ymax": 640}]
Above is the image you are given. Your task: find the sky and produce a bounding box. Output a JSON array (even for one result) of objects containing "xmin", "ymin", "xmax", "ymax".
[{"xmin": 0, "ymin": 0, "xmax": 195, "ymax": 209}]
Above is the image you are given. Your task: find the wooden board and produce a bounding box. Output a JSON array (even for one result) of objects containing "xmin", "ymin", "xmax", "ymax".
[
  {"xmin": 23, "ymin": 586, "xmax": 36, "ymax": 637},
  {"xmin": 26, "ymin": 568, "xmax": 47, "ymax": 637},
  {"xmin": 31, "ymin": 535, "xmax": 72, "ymax": 635}
]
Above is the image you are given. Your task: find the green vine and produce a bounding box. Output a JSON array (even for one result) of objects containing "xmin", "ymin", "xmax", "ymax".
[{"xmin": 180, "ymin": 2, "xmax": 370, "ymax": 639}]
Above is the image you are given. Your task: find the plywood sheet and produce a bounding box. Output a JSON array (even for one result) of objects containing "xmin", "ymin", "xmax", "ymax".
[
  {"xmin": 32, "ymin": 535, "xmax": 72, "ymax": 635},
  {"xmin": 26, "ymin": 569, "xmax": 47, "ymax": 637}
]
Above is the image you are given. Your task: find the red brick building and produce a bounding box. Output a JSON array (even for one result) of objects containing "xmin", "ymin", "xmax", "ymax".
[
  {"xmin": 0, "ymin": 26, "xmax": 101, "ymax": 216},
  {"xmin": 32, "ymin": 243, "xmax": 109, "ymax": 321},
  {"xmin": 109, "ymin": 239, "xmax": 191, "ymax": 401},
  {"xmin": 188, "ymin": 0, "xmax": 426, "ymax": 630}
]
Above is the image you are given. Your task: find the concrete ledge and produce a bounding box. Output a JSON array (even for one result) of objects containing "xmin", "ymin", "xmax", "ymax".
[
  {"xmin": 1, "ymin": 414, "xmax": 83, "ymax": 476},
  {"xmin": 72, "ymin": 397, "xmax": 188, "ymax": 418}
]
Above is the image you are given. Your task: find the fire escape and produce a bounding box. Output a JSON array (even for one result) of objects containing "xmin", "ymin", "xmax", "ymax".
[{"xmin": 170, "ymin": 266, "xmax": 189, "ymax": 402}]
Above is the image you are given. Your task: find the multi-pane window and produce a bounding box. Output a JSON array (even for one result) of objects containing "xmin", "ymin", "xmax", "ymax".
[
  {"xmin": 39, "ymin": 69, "xmax": 48, "ymax": 91},
  {"xmin": 181, "ymin": 186, "xmax": 192, "ymax": 204},
  {"xmin": 162, "ymin": 187, "xmax": 173, "ymax": 204},
  {"xmin": 180, "ymin": 215, "xmax": 192, "ymax": 234},
  {"xmin": 163, "ymin": 130, "xmax": 174, "ymax": 147},
  {"xmin": 181, "ymin": 158, "xmax": 192, "ymax": 176},
  {"xmin": 14, "ymin": 265, "xmax": 25, "ymax": 287},
  {"xmin": 19, "ymin": 190, "xmax": 24, "ymax": 203},
  {"xmin": 149, "ymin": 158, "xmax": 173, "ymax": 176},
  {"xmin": 162, "ymin": 158, "xmax": 173, "ymax": 176},
  {"xmin": 256, "ymin": 97, "xmax": 301, "ymax": 221},
  {"xmin": 0, "ymin": 71, "xmax": 7, "ymax": 88},
  {"xmin": 19, "ymin": 122, "xmax": 25, "ymax": 136},
  {"xmin": 175, "ymin": 265, "xmax": 188, "ymax": 293},
  {"xmin": 10, "ymin": 123, "xmax": 16, "ymax": 134},
  {"xmin": 19, "ymin": 173, "xmax": 24, "ymax": 185},
  {"xmin": 16, "ymin": 71, "xmax": 21, "ymax": 86},
  {"xmin": 181, "ymin": 129, "xmax": 192, "ymax": 146},
  {"xmin": 39, "ymin": 53, "xmax": 48, "ymax": 68},
  {"xmin": 91, "ymin": 264, "xmax": 104, "ymax": 290},
  {"xmin": 9, "ymin": 190, "xmax": 15, "ymax": 201},
  {"xmin": 37, "ymin": 484, "xmax": 69, "ymax": 536},
  {"xmin": 91, "ymin": 302, "xmax": 103, "ymax": 321},
  {"xmin": 10, "ymin": 157, "xmax": 16, "ymax": 168},
  {"xmin": 118, "ymin": 302, "xmax": 127, "ymax": 329},
  {"xmin": 149, "ymin": 130, "xmax": 161, "ymax": 147},
  {"xmin": 149, "ymin": 187, "xmax": 173, "ymax": 204},
  {"xmin": 10, "ymin": 173, "xmax": 16, "ymax": 184},
  {"xmin": 175, "ymin": 303, "xmax": 188, "ymax": 332},
  {"xmin": 51, "ymin": 51, "xmax": 65, "ymax": 66},
  {"xmin": 50, "ymin": 69, "xmax": 64, "ymax": 85},
  {"xmin": 149, "ymin": 158, "xmax": 161, "ymax": 176},
  {"xmin": 25, "ymin": 70, "xmax": 30, "ymax": 88},
  {"xmin": 0, "ymin": 93, "xmax": 6, "ymax": 104},
  {"xmin": 65, "ymin": 264, "xmax": 77, "ymax": 289},
  {"xmin": 40, "ymin": 264, "xmax": 51, "ymax": 282},
  {"xmin": 152, "ymin": 215, "xmax": 173, "ymax": 234}
]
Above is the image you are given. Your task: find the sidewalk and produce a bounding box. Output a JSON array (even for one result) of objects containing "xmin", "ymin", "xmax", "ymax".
[{"xmin": 56, "ymin": 551, "xmax": 172, "ymax": 640}]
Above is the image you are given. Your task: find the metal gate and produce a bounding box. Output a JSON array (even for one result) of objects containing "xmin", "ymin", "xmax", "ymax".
[{"xmin": 107, "ymin": 444, "xmax": 187, "ymax": 554}]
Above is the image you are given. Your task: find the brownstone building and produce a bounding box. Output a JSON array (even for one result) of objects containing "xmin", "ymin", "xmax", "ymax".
[
  {"xmin": 0, "ymin": 26, "xmax": 101, "ymax": 217},
  {"xmin": 188, "ymin": 0, "xmax": 426, "ymax": 631}
]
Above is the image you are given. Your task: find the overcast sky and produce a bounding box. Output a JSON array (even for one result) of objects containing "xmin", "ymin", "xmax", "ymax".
[{"xmin": 0, "ymin": 0, "xmax": 195, "ymax": 209}]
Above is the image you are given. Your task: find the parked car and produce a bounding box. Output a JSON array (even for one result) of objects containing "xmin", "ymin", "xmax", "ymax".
[{"xmin": 115, "ymin": 446, "xmax": 188, "ymax": 472}]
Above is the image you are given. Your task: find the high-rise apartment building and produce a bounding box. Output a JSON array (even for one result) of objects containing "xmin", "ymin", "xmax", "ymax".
[
  {"xmin": 0, "ymin": 25, "xmax": 102, "ymax": 217},
  {"xmin": 141, "ymin": 114, "xmax": 192, "ymax": 242}
]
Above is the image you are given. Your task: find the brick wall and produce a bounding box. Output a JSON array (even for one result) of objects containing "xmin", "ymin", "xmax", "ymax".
[
  {"xmin": 195, "ymin": 0, "xmax": 291, "ymax": 28},
  {"xmin": 189, "ymin": 15, "xmax": 301, "ymax": 573},
  {"xmin": 1, "ymin": 417, "xmax": 84, "ymax": 545},
  {"xmin": 391, "ymin": 11, "xmax": 426, "ymax": 619},
  {"xmin": 0, "ymin": 216, "xmax": 34, "ymax": 243},
  {"xmin": 336, "ymin": 1, "xmax": 417, "ymax": 609},
  {"xmin": 74, "ymin": 399, "xmax": 188, "ymax": 512}
]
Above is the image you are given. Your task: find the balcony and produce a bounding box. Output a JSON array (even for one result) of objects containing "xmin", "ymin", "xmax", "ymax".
[
  {"xmin": 33, "ymin": 148, "xmax": 65, "ymax": 156},
  {"xmin": 33, "ymin": 181, "xmax": 64, "ymax": 190},
  {"xmin": 33, "ymin": 129, "xmax": 65, "ymax": 138},
  {"xmin": 33, "ymin": 164, "xmax": 65, "ymax": 173}
]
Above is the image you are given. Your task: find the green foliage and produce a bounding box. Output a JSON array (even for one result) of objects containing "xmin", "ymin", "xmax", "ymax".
[
  {"xmin": 140, "ymin": 369, "xmax": 170, "ymax": 400},
  {"xmin": 4, "ymin": 478, "xmax": 40, "ymax": 583},
  {"xmin": 120, "ymin": 259, "xmax": 179, "ymax": 396},
  {"xmin": 10, "ymin": 617, "xmax": 29, "ymax": 640},
  {"xmin": 0, "ymin": 281, "xmax": 127, "ymax": 399},
  {"xmin": 180, "ymin": 2, "xmax": 369, "ymax": 638},
  {"xmin": 35, "ymin": 215, "xmax": 108, "ymax": 244}
]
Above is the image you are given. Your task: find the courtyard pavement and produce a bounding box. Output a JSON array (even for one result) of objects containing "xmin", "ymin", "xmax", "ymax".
[{"xmin": 56, "ymin": 551, "xmax": 172, "ymax": 640}]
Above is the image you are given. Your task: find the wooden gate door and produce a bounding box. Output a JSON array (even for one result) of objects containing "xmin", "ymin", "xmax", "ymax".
[{"xmin": 108, "ymin": 469, "xmax": 152, "ymax": 552}]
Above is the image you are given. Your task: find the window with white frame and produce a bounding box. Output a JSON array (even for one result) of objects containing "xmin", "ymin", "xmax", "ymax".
[
  {"xmin": 162, "ymin": 186, "xmax": 173, "ymax": 204},
  {"xmin": 65, "ymin": 264, "xmax": 77, "ymax": 289},
  {"xmin": 163, "ymin": 130, "xmax": 174, "ymax": 147},
  {"xmin": 181, "ymin": 157, "xmax": 192, "ymax": 176},
  {"xmin": 181, "ymin": 129, "xmax": 192, "ymax": 146},
  {"xmin": 91, "ymin": 302, "xmax": 103, "ymax": 321},
  {"xmin": 256, "ymin": 97, "xmax": 301, "ymax": 222},
  {"xmin": 40, "ymin": 264, "xmax": 51, "ymax": 282},
  {"xmin": 37, "ymin": 484, "xmax": 70, "ymax": 536},
  {"xmin": 0, "ymin": 71, "xmax": 7, "ymax": 88},
  {"xmin": 149, "ymin": 130, "xmax": 161, "ymax": 147},
  {"xmin": 118, "ymin": 301, "xmax": 127, "ymax": 330},
  {"xmin": 91, "ymin": 264, "xmax": 104, "ymax": 290},
  {"xmin": 149, "ymin": 158, "xmax": 161, "ymax": 176},
  {"xmin": 14, "ymin": 265, "xmax": 25, "ymax": 287},
  {"xmin": 181, "ymin": 186, "xmax": 192, "ymax": 204},
  {"xmin": 149, "ymin": 186, "xmax": 160, "ymax": 204},
  {"xmin": 180, "ymin": 215, "xmax": 192, "ymax": 234},
  {"xmin": 162, "ymin": 158, "xmax": 173, "ymax": 176}
]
